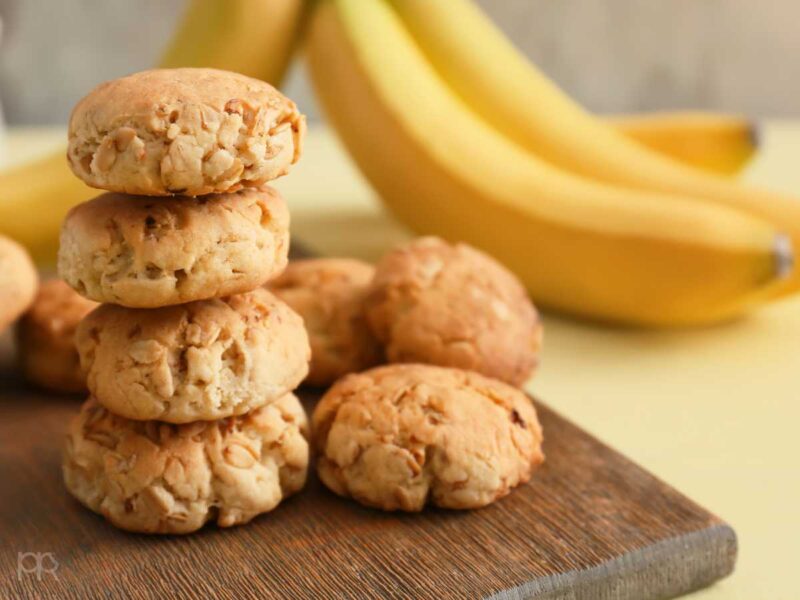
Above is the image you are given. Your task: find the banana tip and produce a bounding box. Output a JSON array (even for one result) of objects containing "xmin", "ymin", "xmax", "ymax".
[{"xmin": 775, "ymin": 234, "xmax": 794, "ymax": 279}]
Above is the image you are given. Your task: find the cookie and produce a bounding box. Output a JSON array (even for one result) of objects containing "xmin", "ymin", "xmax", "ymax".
[
  {"xmin": 365, "ymin": 237, "xmax": 542, "ymax": 387},
  {"xmin": 0, "ymin": 235, "xmax": 38, "ymax": 333},
  {"xmin": 312, "ymin": 364, "xmax": 544, "ymax": 511},
  {"xmin": 63, "ymin": 394, "xmax": 309, "ymax": 534},
  {"xmin": 15, "ymin": 279, "xmax": 98, "ymax": 393},
  {"xmin": 268, "ymin": 258, "xmax": 382, "ymax": 387},
  {"xmin": 58, "ymin": 186, "xmax": 290, "ymax": 308},
  {"xmin": 67, "ymin": 68, "xmax": 305, "ymax": 196},
  {"xmin": 76, "ymin": 289, "xmax": 310, "ymax": 423}
]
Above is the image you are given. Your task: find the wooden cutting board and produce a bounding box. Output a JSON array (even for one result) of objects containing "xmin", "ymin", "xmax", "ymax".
[{"xmin": 0, "ymin": 337, "xmax": 735, "ymax": 600}]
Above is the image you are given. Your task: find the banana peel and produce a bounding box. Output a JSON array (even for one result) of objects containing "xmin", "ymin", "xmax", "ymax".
[{"xmin": 388, "ymin": 0, "xmax": 800, "ymax": 289}]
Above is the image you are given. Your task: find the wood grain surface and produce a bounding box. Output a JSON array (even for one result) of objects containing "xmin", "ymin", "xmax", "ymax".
[{"xmin": 0, "ymin": 332, "xmax": 736, "ymax": 599}]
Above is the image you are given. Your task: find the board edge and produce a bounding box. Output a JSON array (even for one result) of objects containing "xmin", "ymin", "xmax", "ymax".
[{"xmin": 487, "ymin": 523, "xmax": 737, "ymax": 600}]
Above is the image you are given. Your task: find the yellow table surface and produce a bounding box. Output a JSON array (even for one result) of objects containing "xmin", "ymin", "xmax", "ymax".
[{"xmin": 5, "ymin": 124, "xmax": 800, "ymax": 599}]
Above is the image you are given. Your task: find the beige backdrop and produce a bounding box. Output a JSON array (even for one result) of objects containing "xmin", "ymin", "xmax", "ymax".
[{"xmin": 0, "ymin": 0, "xmax": 797, "ymax": 124}]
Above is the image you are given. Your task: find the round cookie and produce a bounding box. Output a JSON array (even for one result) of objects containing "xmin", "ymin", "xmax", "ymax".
[
  {"xmin": 63, "ymin": 394, "xmax": 309, "ymax": 534},
  {"xmin": 67, "ymin": 68, "xmax": 305, "ymax": 196},
  {"xmin": 313, "ymin": 364, "xmax": 544, "ymax": 511},
  {"xmin": 0, "ymin": 235, "xmax": 38, "ymax": 333},
  {"xmin": 58, "ymin": 186, "xmax": 289, "ymax": 308},
  {"xmin": 76, "ymin": 288, "xmax": 310, "ymax": 423},
  {"xmin": 15, "ymin": 279, "xmax": 98, "ymax": 393},
  {"xmin": 268, "ymin": 258, "xmax": 382, "ymax": 387},
  {"xmin": 365, "ymin": 237, "xmax": 542, "ymax": 387}
]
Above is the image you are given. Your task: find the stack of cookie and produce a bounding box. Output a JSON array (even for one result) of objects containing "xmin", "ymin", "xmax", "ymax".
[{"xmin": 56, "ymin": 68, "xmax": 312, "ymax": 534}]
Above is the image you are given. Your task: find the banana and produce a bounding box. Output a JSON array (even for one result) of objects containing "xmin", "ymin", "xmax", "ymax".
[
  {"xmin": 609, "ymin": 112, "xmax": 757, "ymax": 176},
  {"xmin": 0, "ymin": 0, "xmax": 307, "ymax": 265},
  {"xmin": 387, "ymin": 0, "xmax": 800, "ymax": 273},
  {"xmin": 305, "ymin": 0, "xmax": 792, "ymax": 326},
  {"xmin": 160, "ymin": 0, "xmax": 308, "ymax": 83},
  {"xmin": 0, "ymin": 151, "xmax": 94, "ymax": 264}
]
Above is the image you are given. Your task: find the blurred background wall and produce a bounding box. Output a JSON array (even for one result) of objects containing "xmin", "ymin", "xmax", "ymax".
[{"xmin": 0, "ymin": 0, "xmax": 797, "ymax": 125}]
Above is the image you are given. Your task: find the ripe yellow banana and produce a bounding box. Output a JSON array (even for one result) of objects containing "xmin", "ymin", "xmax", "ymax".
[
  {"xmin": 0, "ymin": 152, "xmax": 95, "ymax": 264},
  {"xmin": 387, "ymin": 0, "xmax": 800, "ymax": 279},
  {"xmin": 306, "ymin": 0, "xmax": 792, "ymax": 326},
  {"xmin": 609, "ymin": 112, "xmax": 757, "ymax": 176},
  {"xmin": 0, "ymin": 0, "xmax": 307, "ymax": 265},
  {"xmin": 160, "ymin": 0, "xmax": 308, "ymax": 84}
]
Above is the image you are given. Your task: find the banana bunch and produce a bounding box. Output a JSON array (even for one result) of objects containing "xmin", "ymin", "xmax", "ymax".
[
  {"xmin": 0, "ymin": 0, "xmax": 307, "ymax": 264},
  {"xmin": 305, "ymin": 0, "xmax": 798, "ymax": 326},
  {"xmin": 0, "ymin": 0, "xmax": 789, "ymax": 326}
]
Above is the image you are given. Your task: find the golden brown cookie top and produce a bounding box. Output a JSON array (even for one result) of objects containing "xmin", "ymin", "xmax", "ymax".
[
  {"xmin": 70, "ymin": 68, "xmax": 295, "ymax": 127},
  {"xmin": 67, "ymin": 68, "xmax": 305, "ymax": 196},
  {"xmin": 365, "ymin": 237, "xmax": 542, "ymax": 386},
  {"xmin": 312, "ymin": 364, "xmax": 544, "ymax": 511},
  {"xmin": 313, "ymin": 363, "xmax": 543, "ymax": 445}
]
